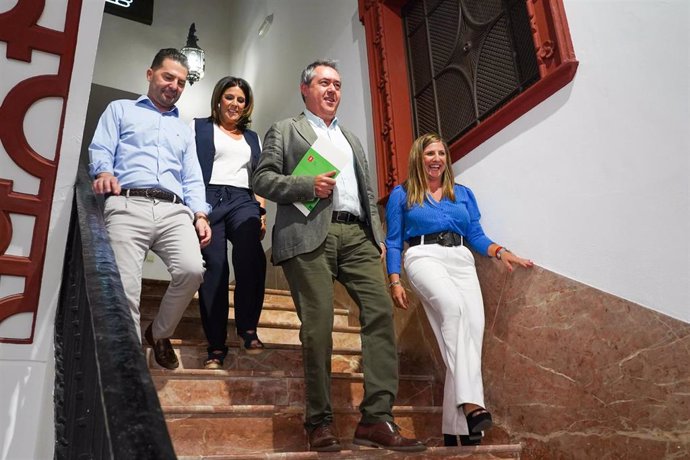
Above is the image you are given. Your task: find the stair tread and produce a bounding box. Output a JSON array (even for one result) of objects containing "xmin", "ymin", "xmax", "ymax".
[
  {"xmin": 176, "ymin": 443, "xmax": 523, "ymax": 459},
  {"xmin": 141, "ymin": 294, "xmax": 350, "ymax": 315},
  {"xmin": 163, "ymin": 405, "xmax": 442, "ymax": 415},
  {"xmin": 151, "ymin": 368, "xmax": 433, "ymax": 381},
  {"xmin": 142, "ymin": 279, "xmax": 291, "ymax": 297},
  {"xmin": 161, "ymin": 338, "xmax": 362, "ymax": 354},
  {"xmin": 142, "ymin": 316, "xmax": 360, "ymax": 333}
]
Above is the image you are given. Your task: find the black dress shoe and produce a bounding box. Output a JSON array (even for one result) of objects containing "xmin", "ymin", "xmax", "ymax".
[
  {"xmin": 144, "ymin": 324, "xmax": 179, "ymax": 369},
  {"xmin": 307, "ymin": 423, "xmax": 341, "ymax": 452},
  {"xmin": 353, "ymin": 421, "xmax": 426, "ymax": 452}
]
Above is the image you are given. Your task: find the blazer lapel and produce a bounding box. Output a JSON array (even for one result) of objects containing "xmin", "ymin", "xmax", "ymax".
[
  {"xmin": 341, "ymin": 128, "xmax": 366, "ymax": 181},
  {"xmin": 293, "ymin": 113, "xmax": 317, "ymax": 146}
]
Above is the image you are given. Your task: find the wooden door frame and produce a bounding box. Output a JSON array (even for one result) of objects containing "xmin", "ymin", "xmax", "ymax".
[{"xmin": 358, "ymin": 0, "xmax": 579, "ymax": 198}]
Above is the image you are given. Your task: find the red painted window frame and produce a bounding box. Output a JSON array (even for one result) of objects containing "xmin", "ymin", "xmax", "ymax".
[{"xmin": 358, "ymin": 0, "xmax": 579, "ymax": 198}]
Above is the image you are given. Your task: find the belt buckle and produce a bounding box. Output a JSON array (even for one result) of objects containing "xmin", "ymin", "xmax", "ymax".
[{"xmin": 437, "ymin": 232, "xmax": 451, "ymax": 247}]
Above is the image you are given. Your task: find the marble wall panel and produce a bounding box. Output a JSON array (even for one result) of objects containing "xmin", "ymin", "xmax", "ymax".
[
  {"xmin": 262, "ymin": 239, "xmax": 689, "ymax": 459},
  {"xmin": 475, "ymin": 255, "xmax": 689, "ymax": 460}
]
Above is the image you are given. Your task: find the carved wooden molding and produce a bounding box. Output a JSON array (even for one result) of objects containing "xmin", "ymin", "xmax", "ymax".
[
  {"xmin": 359, "ymin": 0, "xmax": 579, "ymax": 196},
  {"xmin": 0, "ymin": 0, "xmax": 83, "ymax": 343},
  {"xmin": 359, "ymin": 0, "xmax": 414, "ymax": 199}
]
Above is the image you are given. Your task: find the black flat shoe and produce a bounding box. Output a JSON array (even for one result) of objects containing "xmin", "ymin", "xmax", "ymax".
[{"xmin": 465, "ymin": 407, "xmax": 493, "ymax": 434}]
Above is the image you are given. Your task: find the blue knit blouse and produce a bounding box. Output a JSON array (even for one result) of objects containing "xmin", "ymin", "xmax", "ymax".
[{"xmin": 385, "ymin": 183, "xmax": 494, "ymax": 275}]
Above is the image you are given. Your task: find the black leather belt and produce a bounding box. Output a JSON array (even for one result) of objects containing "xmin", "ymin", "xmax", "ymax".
[
  {"xmin": 107, "ymin": 188, "xmax": 182, "ymax": 203},
  {"xmin": 409, "ymin": 231, "xmax": 464, "ymax": 247},
  {"xmin": 332, "ymin": 211, "xmax": 361, "ymax": 224}
]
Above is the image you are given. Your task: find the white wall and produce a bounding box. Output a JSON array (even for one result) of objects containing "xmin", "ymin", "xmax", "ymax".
[
  {"xmin": 0, "ymin": 1, "xmax": 105, "ymax": 458},
  {"xmin": 92, "ymin": 0, "xmax": 373, "ymax": 281},
  {"xmin": 456, "ymin": 0, "xmax": 689, "ymax": 322}
]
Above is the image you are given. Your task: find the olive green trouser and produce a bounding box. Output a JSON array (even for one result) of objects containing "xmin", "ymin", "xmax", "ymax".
[{"xmin": 282, "ymin": 221, "xmax": 399, "ymax": 429}]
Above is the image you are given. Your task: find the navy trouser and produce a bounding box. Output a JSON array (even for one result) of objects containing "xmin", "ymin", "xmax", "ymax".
[{"xmin": 198, "ymin": 185, "xmax": 266, "ymax": 355}]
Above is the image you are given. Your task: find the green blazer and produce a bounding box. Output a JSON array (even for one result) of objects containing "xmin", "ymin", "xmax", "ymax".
[{"xmin": 253, "ymin": 113, "xmax": 385, "ymax": 265}]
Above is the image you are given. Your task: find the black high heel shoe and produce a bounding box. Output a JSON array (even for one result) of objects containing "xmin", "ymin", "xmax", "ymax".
[
  {"xmin": 459, "ymin": 433, "xmax": 482, "ymax": 445},
  {"xmin": 444, "ymin": 433, "xmax": 483, "ymax": 446},
  {"xmin": 465, "ymin": 407, "xmax": 493, "ymax": 434},
  {"xmin": 238, "ymin": 330, "xmax": 265, "ymax": 354}
]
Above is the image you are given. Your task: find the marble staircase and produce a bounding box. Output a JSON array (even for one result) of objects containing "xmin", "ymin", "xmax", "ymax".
[{"xmin": 140, "ymin": 280, "xmax": 522, "ymax": 459}]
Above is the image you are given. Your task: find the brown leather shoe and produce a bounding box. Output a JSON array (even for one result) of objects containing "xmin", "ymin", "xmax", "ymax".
[
  {"xmin": 353, "ymin": 421, "xmax": 426, "ymax": 452},
  {"xmin": 307, "ymin": 423, "xmax": 341, "ymax": 452},
  {"xmin": 144, "ymin": 324, "xmax": 179, "ymax": 369}
]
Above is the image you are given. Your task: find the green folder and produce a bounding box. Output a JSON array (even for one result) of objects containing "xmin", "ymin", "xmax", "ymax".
[{"xmin": 291, "ymin": 139, "xmax": 345, "ymax": 215}]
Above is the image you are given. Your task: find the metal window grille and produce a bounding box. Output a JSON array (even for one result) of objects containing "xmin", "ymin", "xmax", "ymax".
[{"xmin": 403, "ymin": 0, "xmax": 540, "ymax": 143}]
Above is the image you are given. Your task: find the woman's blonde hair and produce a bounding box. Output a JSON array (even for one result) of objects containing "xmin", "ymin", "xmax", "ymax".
[{"xmin": 406, "ymin": 132, "xmax": 455, "ymax": 208}]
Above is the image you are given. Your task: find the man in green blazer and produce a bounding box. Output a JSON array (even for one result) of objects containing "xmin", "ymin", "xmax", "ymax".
[{"xmin": 253, "ymin": 60, "xmax": 425, "ymax": 453}]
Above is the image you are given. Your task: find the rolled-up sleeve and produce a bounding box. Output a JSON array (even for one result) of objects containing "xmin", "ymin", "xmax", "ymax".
[{"xmin": 88, "ymin": 102, "xmax": 120, "ymax": 178}]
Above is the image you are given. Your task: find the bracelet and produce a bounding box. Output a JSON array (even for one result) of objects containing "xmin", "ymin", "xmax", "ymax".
[
  {"xmin": 496, "ymin": 247, "xmax": 510, "ymax": 260},
  {"xmin": 388, "ymin": 280, "xmax": 401, "ymax": 288},
  {"xmin": 493, "ymin": 246, "xmax": 503, "ymax": 258},
  {"xmin": 194, "ymin": 214, "xmax": 209, "ymax": 224}
]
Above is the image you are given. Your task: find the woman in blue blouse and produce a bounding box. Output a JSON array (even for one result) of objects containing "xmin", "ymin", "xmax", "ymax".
[
  {"xmin": 385, "ymin": 133, "xmax": 533, "ymax": 446},
  {"xmin": 193, "ymin": 76, "xmax": 267, "ymax": 368}
]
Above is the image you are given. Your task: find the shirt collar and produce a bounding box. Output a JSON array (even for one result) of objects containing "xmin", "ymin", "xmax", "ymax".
[
  {"xmin": 304, "ymin": 108, "xmax": 338, "ymax": 130},
  {"xmin": 136, "ymin": 95, "xmax": 180, "ymax": 117}
]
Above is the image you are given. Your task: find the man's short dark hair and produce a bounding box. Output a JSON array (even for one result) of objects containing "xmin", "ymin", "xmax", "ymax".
[
  {"xmin": 300, "ymin": 59, "xmax": 339, "ymax": 87},
  {"xmin": 151, "ymin": 48, "xmax": 189, "ymax": 71}
]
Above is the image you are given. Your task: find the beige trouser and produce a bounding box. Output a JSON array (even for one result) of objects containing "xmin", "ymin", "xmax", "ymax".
[
  {"xmin": 404, "ymin": 243, "xmax": 486, "ymax": 435},
  {"xmin": 104, "ymin": 196, "xmax": 205, "ymax": 342}
]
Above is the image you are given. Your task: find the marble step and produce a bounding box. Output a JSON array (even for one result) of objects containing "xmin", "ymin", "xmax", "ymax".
[
  {"xmin": 140, "ymin": 280, "xmax": 355, "ymax": 329},
  {"xmin": 140, "ymin": 282, "xmax": 297, "ymax": 310},
  {"xmin": 140, "ymin": 292, "xmax": 353, "ymax": 329},
  {"xmin": 141, "ymin": 280, "xmax": 291, "ymax": 298},
  {"xmin": 141, "ymin": 318, "xmax": 362, "ymax": 350},
  {"xmin": 152, "ymin": 368, "xmax": 438, "ymax": 408},
  {"xmin": 145, "ymin": 341, "xmax": 364, "ymax": 373},
  {"xmin": 177, "ymin": 443, "xmax": 522, "ymax": 459},
  {"xmin": 164, "ymin": 405, "xmax": 448, "ymax": 456}
]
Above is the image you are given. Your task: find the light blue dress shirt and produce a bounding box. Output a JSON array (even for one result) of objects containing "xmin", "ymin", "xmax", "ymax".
[
  {"xmin": 89, "ymin": 95, "xmax": 210, "ymax": 214},
  {"xmin": 385, "ymin": 184, "xmax": 494, "ymax": 275}
]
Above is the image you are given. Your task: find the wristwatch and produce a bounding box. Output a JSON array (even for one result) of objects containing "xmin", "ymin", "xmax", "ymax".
[{"xmin": 496, "ymin": 247, "xmax": 509, "ymax": 260}]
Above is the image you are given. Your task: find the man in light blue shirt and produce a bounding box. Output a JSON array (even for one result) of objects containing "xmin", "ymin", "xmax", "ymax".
[{"xmin": 89, "ymin": 48, "xmax": 211, "ymax": 370}]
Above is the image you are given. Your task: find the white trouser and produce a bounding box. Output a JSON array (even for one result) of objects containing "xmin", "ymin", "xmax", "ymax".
[
  {"xmin": 404, "ymin": 243, "xmax": 486, "ymax": 435},
  {"xmin": 104, "ymin": 196, "xmax": 205, "ymax": 342}
]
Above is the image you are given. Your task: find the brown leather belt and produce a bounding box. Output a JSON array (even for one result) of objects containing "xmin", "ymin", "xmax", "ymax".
[
  {"xmin": 409, "ymin": 231, "xmax": 464, "ymax": 247},
  {"xmin": 107, "ymin": 188, "xmax": 182, "ymax": 203}
]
